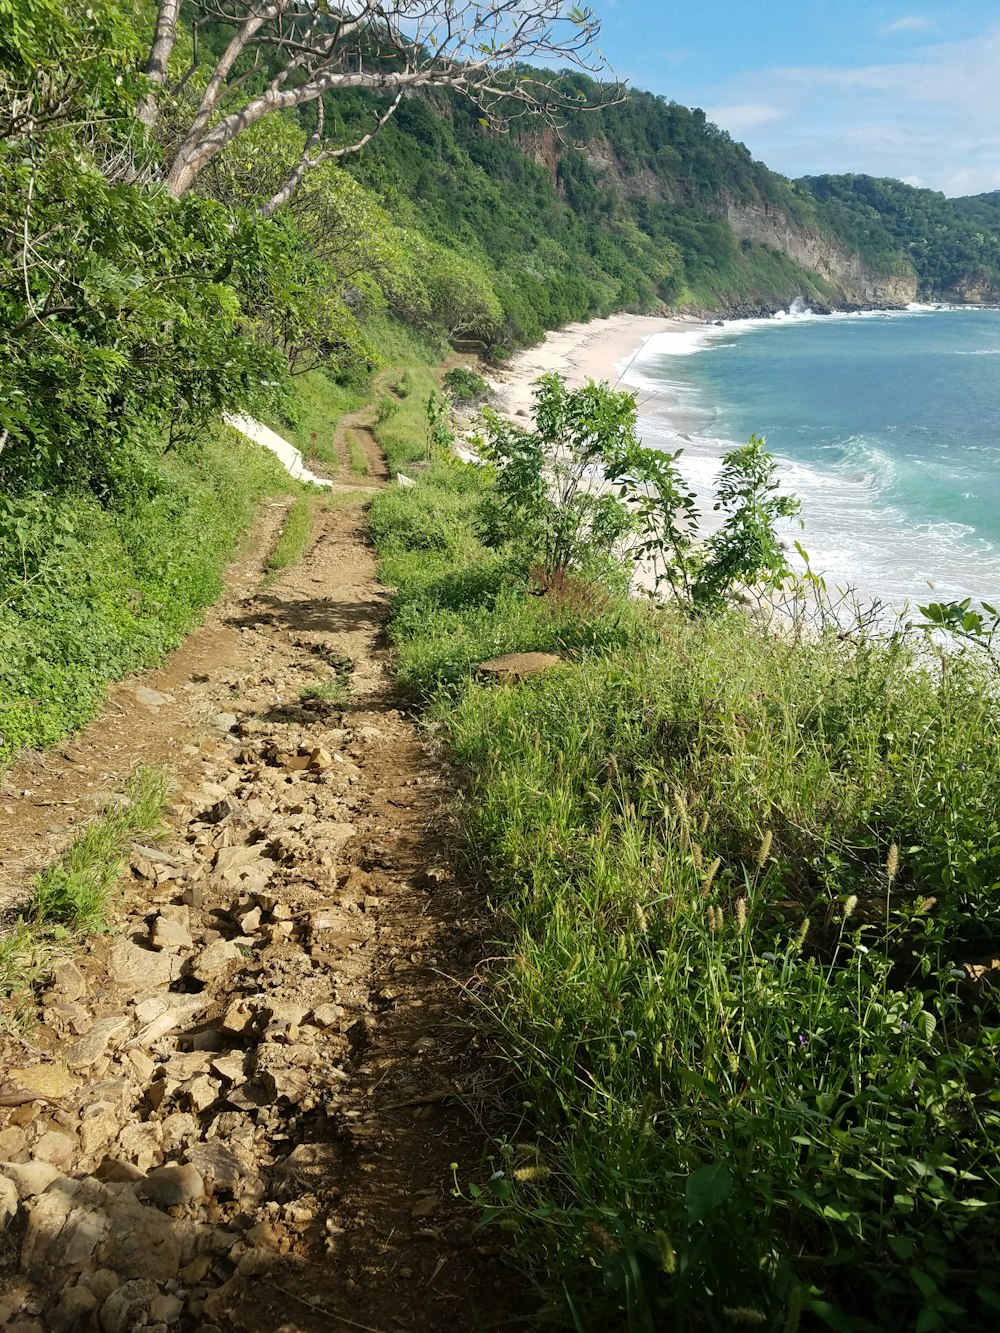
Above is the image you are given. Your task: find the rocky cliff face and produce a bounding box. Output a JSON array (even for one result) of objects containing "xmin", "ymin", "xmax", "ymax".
[
  {"xmin": 940, "ymin": 272, "xmax": 1000, "ymax": 304},
  {"xmin": 520, "ymin": 126, "xmax": 917, "ymax": 312},
  {"xmin": 725, "ymin": 202, "xmax": 918, "ymax": 307}
]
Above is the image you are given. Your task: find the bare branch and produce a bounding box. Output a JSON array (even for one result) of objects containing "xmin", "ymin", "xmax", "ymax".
[
  {"xmin": 138, "ymin": 0, "xmax": 184, "ymax": 127},
  {"xmin": 259, "ymin": 90, "xmax": 403, "ymax": 217},
  {"xmin": 151, "ymin": 1, "xmax": 619, "ymax": 198}
]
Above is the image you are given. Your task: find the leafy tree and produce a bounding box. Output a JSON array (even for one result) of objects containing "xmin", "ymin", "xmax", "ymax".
[
  {"xmin": 478, "ymin": 373, "xmax": 639, "ymax": 586},
  {"xmin": 480, "ymin": 375, "xmax": 800, "ymax": 610}
]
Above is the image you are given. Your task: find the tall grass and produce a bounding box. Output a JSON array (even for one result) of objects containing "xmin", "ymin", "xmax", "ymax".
[{"xmin": 370, "ymin": 458, "xmax": 1000, "ymax": 1331}]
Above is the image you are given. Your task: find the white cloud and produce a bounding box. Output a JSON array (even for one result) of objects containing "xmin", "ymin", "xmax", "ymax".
[
  {"xmin": 696, "ymin": 23, "xmax": 1000, "ymax": 195},
  {"xmin": 879, "ymin": 15, "xmax": 934, "ymax": 36},
  {"xmin": 705, "ymin": 102, "xmax": 787, "ymax": 133}
]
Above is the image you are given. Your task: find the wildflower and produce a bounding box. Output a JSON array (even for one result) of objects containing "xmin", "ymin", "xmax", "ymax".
[{"xmin": 797, "ymin": 1033, "xmax": 808, "ymax": 1048}]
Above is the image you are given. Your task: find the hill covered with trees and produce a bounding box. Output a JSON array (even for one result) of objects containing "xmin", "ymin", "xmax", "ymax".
[{"xmin": 803, "ymin": 174, "xmax": 1000, "ymax": 303}]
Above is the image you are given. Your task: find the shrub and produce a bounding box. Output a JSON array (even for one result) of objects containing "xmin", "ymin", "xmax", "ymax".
[{"xmin": 442, "ymin": 365, "xmax": 492, "ymax": 403}]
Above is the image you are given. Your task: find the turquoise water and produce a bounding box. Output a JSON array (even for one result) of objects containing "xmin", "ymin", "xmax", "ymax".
[{"xmin": 627, "ymin": 308, "xmax": 1000, "ymax": 607}]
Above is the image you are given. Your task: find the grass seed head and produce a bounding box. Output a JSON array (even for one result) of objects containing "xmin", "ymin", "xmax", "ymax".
[
  {"xmin": 585, "ymin": 1220, "xmax": 618, "ymax": 1254},
  {"xmin": 702, "ymin": 855, "xmax": 721, "ymax": 894},
  {"xmin": 654, "ymin": 1229, "xmax": 677, "ymax": 1274},
  {"xmin": 886, "ymin": 842, "xmax": 899, "ymax": 884},
  {"xmin": 793, "ymin": 916, "xmax": 810, "ymax": 950},
  {"xmin": 842, "ymin": 895, "xmax": 858, "ymax": 921},
  {"xmin": 512, "ymin": 1164, "xmax": 551, "ymax": 1182},
  {"xmin": 735, "ymin": 897, "xmax": 748, "ymax": 931},
  {"xmin": 756, "ymin": 829, "xmax": 773, "ymax": 867}
]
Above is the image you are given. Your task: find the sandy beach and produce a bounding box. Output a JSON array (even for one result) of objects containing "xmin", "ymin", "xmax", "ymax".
[{"xmin": 489, "ymin": 312, "xmax": 704, "ymax": 418}]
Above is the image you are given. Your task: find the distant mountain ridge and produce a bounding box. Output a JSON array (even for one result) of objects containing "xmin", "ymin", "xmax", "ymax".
[{"xmin": 339, "ymin": 74, "xmax": 1000, "ymax": 333}]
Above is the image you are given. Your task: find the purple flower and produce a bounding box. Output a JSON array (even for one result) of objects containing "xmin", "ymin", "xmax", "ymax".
[{"xmin": 797, "ymin": 1034, "xmax": 808, "ymax": 1048}]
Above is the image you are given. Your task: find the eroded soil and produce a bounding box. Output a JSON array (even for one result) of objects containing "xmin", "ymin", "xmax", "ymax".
[{"xmin": 0, "ymin": 489, "xmax": 520, "ymax": 1331}]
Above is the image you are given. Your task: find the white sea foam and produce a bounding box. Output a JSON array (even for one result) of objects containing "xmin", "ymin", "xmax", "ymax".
[{"xmin": 627, "ymin": 304, "xmax": 1000, "ymax": 608}]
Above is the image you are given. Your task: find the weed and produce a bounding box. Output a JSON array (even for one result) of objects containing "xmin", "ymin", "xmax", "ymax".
[{"xmin": 31, "ymin": 767, "xmax": 168, "ymax": 932}]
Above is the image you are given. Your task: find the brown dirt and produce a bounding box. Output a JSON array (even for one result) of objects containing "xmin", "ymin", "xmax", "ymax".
[{"xmin": 0, "ymin": 469, "xmax": 526, "ymax": 1328}]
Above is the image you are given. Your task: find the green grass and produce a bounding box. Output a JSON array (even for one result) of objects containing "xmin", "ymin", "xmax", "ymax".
[
  {"xmin": 347, "ymin": 432, "xmax": 370, "ymax": 477},
  {"xmin": 2, "ymin": 768, "xmax": 168, "ymax": 1021},
  {"xmin": 370, "ymin": 457, "xmax": 1000, "ymax": 1331},
  {"xmin": 363, "ymin": 319, "xmax": 443, "ymax": 473},
  {"xmin": 265, "ymin": 490, "xmax": 318, "ymax": 580}
]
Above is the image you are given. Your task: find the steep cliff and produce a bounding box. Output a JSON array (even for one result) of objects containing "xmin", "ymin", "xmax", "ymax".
[{"xmin": 724, "ymin": 202, "xmax": 918, "ymax": 307}]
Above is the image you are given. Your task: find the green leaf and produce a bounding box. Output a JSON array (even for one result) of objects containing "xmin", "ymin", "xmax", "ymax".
[{"xmin": 684, "ymin": 1163, "xmax": 731, "ymax": 1224}]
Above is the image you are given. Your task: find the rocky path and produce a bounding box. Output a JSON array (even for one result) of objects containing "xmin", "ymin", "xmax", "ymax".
[{"xmin": 0, "ymin": 493, "xmax": 514, "ymax": 1329}]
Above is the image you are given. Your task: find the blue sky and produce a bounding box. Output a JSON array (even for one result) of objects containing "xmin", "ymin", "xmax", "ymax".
[{"xmin": 590, "ymin": 2, "xmax": 1000, "ymax": 196}]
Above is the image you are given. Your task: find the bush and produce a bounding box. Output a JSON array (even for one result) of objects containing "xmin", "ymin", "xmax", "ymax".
[{"xmin": 442, "ymin": 365, "xmax": 492, "ymax": 403}]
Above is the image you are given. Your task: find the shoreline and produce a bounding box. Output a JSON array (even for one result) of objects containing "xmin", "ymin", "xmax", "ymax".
[{"xmin": 489, "ymin": 312, "xmax": 704, "ymax": 419}]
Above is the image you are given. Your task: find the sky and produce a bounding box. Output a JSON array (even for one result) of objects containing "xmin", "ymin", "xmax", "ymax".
[{"xmin": 590, "ymin": 1, "xmax": 1000, "ymax": 197}]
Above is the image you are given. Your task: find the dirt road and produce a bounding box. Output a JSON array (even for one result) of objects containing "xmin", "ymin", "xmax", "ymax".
[{"xmin": 0, "ymin": 483, "xmax": 517, "ymax": 1329}]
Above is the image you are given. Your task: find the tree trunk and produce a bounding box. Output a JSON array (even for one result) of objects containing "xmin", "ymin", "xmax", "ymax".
[{"xmin": 137, "ymin": 0, "xmax": 183, "ymax": 127}]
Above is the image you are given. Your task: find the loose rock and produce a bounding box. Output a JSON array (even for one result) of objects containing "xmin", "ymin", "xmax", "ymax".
[
  {"xmin": 141, "ymin": 1162, "xmax": 204, "ymax": 1208},
  {"xmin": 64, "ymin": 1015, "xmax": 129, "ymax": 1070}
]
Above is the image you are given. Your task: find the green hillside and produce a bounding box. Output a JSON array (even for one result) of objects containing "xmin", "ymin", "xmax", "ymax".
[{"xmin": 803, "ymin": 174, "xmax": 1000, "ymax": 301}]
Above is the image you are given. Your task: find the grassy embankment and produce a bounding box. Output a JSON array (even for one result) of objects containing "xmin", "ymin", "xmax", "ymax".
[{"xmin": 368, "ymin": 395, "xmax": 1000, "ymax": 1329}]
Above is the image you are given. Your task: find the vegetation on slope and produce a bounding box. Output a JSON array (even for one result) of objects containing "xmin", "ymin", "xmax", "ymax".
[
  {"xmin": 370, "ymin": 380, "xmax": 1000, "ymax": 1333},
  {"xmin": 803, "ymin": 174, "xmax": 1000, "ymax": 299}
]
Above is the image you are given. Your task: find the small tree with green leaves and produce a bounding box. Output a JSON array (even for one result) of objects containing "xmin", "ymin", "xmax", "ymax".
[
  {"xmin": 480, "ymin": 374, "xmax": 799, "ymax": 610},
  {"xmin": 477, "ymin": 373, "xmax": 638, "ymax": 586}
]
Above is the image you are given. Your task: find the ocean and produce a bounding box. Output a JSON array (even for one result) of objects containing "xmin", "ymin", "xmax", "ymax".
[{"xmin": 624, "ymin": 306, "xmax": 1000, "ymax": 610}]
